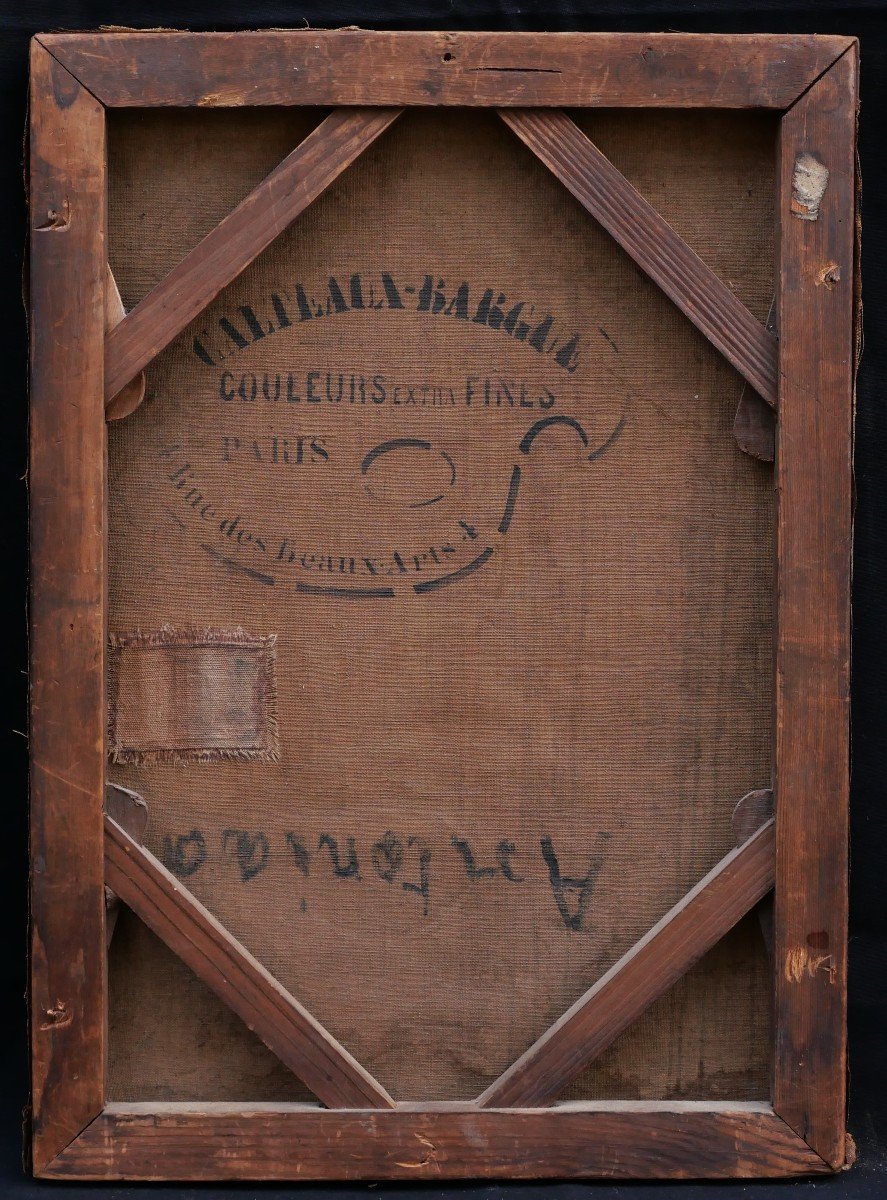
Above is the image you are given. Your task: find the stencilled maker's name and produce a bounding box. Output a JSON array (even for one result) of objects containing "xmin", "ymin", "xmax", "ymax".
[
  {"xmin": 190, "ymin": 270, "xmax": 583, "ymax": 375},
  {"xmin": 159, "ymin": 271, "xmax": 626, "ymax": 596}
]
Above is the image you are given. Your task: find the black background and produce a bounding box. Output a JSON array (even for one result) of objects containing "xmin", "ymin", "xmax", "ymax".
[{"xmin": 2, "ymin": 2, "xmax": 885, "ymax": 1196}]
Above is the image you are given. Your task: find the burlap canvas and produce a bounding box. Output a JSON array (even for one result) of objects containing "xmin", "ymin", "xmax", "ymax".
[
  {"xmin": 108, "ymin": 627, "xmax": 279, "ymax": 764},
  {"xmin": 105, "ymin": 106, "xmax": 776, "ymax": 1102}
]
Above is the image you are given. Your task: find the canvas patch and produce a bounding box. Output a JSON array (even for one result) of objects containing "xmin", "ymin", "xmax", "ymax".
[{"xmin": 108, "ymin": 627, "xmax": 279, "ymax": 764}]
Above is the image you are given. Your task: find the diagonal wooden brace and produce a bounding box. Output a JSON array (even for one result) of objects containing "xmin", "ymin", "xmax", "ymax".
[
  {"xmin": 104, "ymin": 812, "xmax": 396, "ymax": 1110},
  {"xmin": 103, "ymin": 107, "xmax": 402, "ymax": 405},
  {"xmin": 477, "ymin": 814, "xmax": 776, "ymax": 1108},
  {"xmin": 498, "ymin": 108, "xmax": 778, "ymax": 409}
]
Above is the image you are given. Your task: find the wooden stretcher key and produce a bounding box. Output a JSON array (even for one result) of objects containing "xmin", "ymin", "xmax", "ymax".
[
  {"xmin": 104, "ymin": 267, "xmax": 147, "ymax": 421},
  {"xmin": 732, "ymin": 788, "xmax": 775, "ymax": 960},
  {"xmin": 103, "ymin": 783, "xmax": 148, "ymax": 947}
]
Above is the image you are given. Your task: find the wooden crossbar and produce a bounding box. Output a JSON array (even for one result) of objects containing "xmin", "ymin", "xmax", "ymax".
[
  {"xmin": 41, "ymin": 31, "xmax": 855, "ymax": 111},
  {"xmin": 499, "ymin": 109, "xmax": 778, "ymax": 408},
  {"xmin": 45, "ymin": 1102, "xmax": 829, "ymax": 1181},
  {"xmin": 773, "ymin": 51, "xmax": 855, "ymax": 1166},
  {"xmin": 477, "ymin": 818, "xmax": 776, "ymax": 1108},
  {"xmin": 104, "ymin": 814, "xmax": 396, "ymax": 1110},
  {"xmin": 103, "ymin": 107, "xmax": 402, "ymax": 405}
]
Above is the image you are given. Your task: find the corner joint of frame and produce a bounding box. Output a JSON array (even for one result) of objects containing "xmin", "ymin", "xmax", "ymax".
[
  {"xmin": 30, "ymin": 1107, "xmax": 106, "ymax": 1179},
  {"xmin": 782, "ymin": 37, "xmax": 859, "ymax": 116},
  {"xmin": 31, "ymin": 34, "xmax": 108, "ymax": 110},
  {"xmin": 770, "ymin": 1105, "xmax": 847, "ymax": 1174}
]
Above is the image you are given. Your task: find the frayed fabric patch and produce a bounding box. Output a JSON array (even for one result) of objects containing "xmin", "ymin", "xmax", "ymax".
[{"xmin": 108, "ymin": 626, "xmax": 279, "ymax": 765}]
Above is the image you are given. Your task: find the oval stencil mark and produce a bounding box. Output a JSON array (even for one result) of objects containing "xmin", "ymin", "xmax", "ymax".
[
  {"xmin": 361, "ymin": 438, "xmax": 457, "ymax": 509},
  {"xmin": 519, "ymin": 414, "xmax": 590, "ymax": 455}
]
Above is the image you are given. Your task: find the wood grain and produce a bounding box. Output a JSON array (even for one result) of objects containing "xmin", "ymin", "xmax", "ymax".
[
  {"xmin": 29, "ymin": 41, "xmax": 107, "ymax": 1172},
  {"xmin": 773, "ymin": 45, "xmax": 857, "ymax": 1169},
  {"xmin": 478, "ymin": 820, "xmax": 775, "ymax": 1108},
  {"xmin": 103, "ymin": 107, "xmax": 402, "ymax": 402},
  {"xmin": 42, "ymin": 1102, "xmax": 827, "ymax": 1181},
  {"xmin": 104, "ymin": 815, "xmax": 396, "ymax": 1110},
  {"xmin": 39, "ymin": 31, "xmax": 852, "ymax": 109},
  {"xmin": 104, "ymin": 267, "xmax": 146, "ymax": 420},
  {"xmin": 104, "ymin": 784, "xmax": 148, "ymax": 946},
  {"xmin": 500, "ymin": 109, "xmax": 778, "ymax": 407}
]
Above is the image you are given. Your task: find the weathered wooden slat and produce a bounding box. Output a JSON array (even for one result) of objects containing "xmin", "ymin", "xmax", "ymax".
[
  {"xmin": 42, "ymin": 1102, "xmax": 827, "ymax": 1181},
  {"xmin": 499, "ymin": 108, "xmax": 778, "ymax": 407},
  {"xmin": 29, "ymin": 41, "xmax": 107, "ymax": 1172},
  {"xmin": 772, "ymin": 45, "xmax": 857, "ymax": 1170},
  {"xmin": 477, "ymin": 820, "xmax": 775, "ymax": 1109},
  {"xmin": 39, "ymin": 31, "xmax": 852, "ymax": 110},
  {"xmin": 103, "ymin": 107, "xmax": 402, "ymax": 402},
  {"xmin": 104, "ymin": 815, "xmax": 396, "ymax": 1111}
]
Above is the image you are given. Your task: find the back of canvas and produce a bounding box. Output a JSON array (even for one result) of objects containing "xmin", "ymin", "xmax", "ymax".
[{"xmin": 104, "ymin": 106, "xmax": 776, "ymax": 1103}]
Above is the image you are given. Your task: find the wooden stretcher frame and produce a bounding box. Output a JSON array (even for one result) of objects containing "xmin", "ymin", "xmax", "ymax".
[{"xmin": 28, "ymin": 29, "xmax": 857, "ymax": 1181}]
